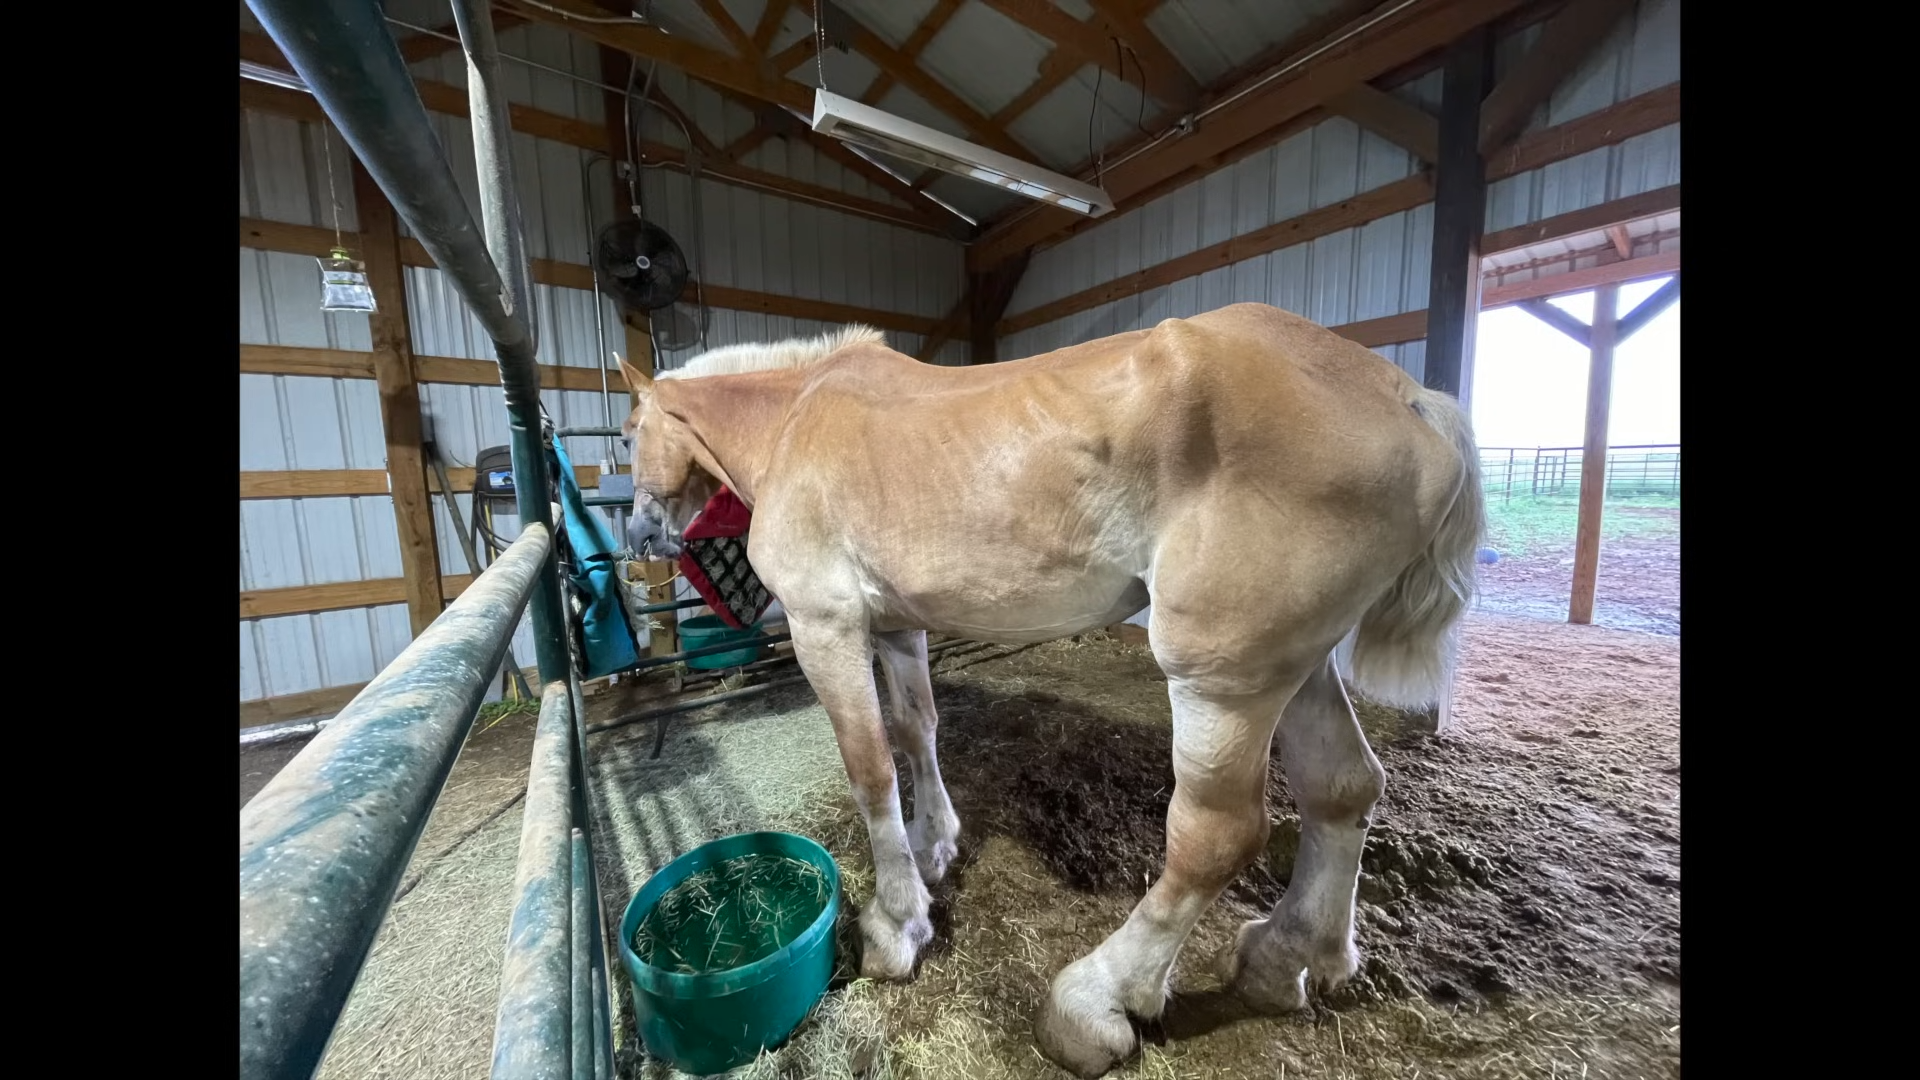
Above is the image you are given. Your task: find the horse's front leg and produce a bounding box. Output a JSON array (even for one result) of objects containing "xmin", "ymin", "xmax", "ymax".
[{"xmin": 787, "ymin": 614, "xmax": 933, "ymax": 980}]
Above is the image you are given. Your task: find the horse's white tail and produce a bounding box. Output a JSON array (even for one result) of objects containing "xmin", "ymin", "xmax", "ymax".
[{"xmin": 1346, "ymin": 386, "xmax": 1486, "ymax": 710}]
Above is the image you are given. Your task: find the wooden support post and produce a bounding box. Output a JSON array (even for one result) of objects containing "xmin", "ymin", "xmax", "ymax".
[
  {"xmin": 351, "ymin": 160, "xmax": 443, "ymax": 638},
  {"xmin": 967, "ymin": 251, "xmax": 1031, "ymax": 364},
  {"xmin": 1568, "ymin": 283, "xmax": 1618, "ymax": 625},
  {"xmin": 595, "ymin": 12, "xmax": 679, "ymax": 658},
  {"xmin": 1407, "ymin": 28, "xmax": 1492, "ymax": 737},
  {"xmin": 1423, "ymin": 26, "xmax": 1491, "ymax": 403}
]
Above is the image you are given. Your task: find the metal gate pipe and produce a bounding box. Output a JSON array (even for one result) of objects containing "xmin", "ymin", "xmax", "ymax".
[
  {"xmin": 240, "ymin": 523, "xmax": 552, "ymax": 1080},
  {"xmin": 569, "ymin": 828, "xmax": 592, "ymax": 1080},
  {"xmin": 489, "ymin": 680, "xmax": 576, "ymax": 1080}
]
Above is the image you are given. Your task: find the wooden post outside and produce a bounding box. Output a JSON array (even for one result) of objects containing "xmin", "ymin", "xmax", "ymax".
[
  {"xmin": 1568, "ymin": 283, "xmax": 1618, "ymax": 625},
  {"xmin": 351, "ymin": 159, "xmax": 443, "ymax": 638}
]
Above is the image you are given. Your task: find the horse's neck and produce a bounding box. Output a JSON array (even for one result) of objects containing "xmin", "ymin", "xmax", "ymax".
[{"xmin": 657, "ymin": 370, "xmax": 801, "ymax": 505}]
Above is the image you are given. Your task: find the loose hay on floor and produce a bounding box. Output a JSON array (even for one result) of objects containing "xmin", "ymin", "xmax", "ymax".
[{"xmin": 273, "ymin": 611, "xmax": 1678, "ymax": 1080}]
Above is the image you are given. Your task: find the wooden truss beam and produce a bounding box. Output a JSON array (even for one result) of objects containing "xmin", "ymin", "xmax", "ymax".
[
  {"xmin": 1478, "ymin": 0, "xmax": 1637, "ymax": 153},
  {"xmin": 967, "ymin": 0, "xmax": 1539, "ymax": 273}
]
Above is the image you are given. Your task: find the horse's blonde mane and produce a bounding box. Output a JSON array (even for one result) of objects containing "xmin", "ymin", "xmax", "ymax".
[{"xmin": 658, "ymin": 324, "xmax": 886, "ymax": 381}]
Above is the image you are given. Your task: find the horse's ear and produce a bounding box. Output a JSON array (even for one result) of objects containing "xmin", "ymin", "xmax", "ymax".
[{"xmin": 616, "ymin": 353, "xmax": 653, "ymax": 397}]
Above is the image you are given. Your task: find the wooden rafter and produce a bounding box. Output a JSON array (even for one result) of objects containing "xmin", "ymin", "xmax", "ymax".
[
  {"xmin": 1607, "ymin": 224, "xmax": 1633, "ymax": 259},
  {"xmin": 689, "ymin": 78, "xmax": 976, "ymax": 236},
  {"xmin": 642, "ymin": 79, "xmax": 724, "ymax": 158},
  {"xmin": 1327, "ymin": 83, "xmax": 1440, "ymax": 164},
  {"xmin": 502, "ymin": 0, "xmax": 812, "ymax": 110},
  {"xmin": 728, "ymin": 0, "xmax": 964, "ymax": 167},
  {"xmin": 978, "ymin": 1, "xmax": 1186, "ymax": 108},
  {"xmin": 752, "ymin": 0, "xmax": 794, "ymax": 55},
  {"xmin": 862, "ymin": 0, "xmax": 964, "ymax": 108},
  {"xmin": 968, "ymin": 0, "xmax": 1540, "ymax": 272},
  {"xmin": 1617, "ymin": 275, "xmax": 1679, "ymax": 342},
  {"xmin": 827, "ymin": 12, "xmax": 1036, "ymax": 160},
  {"xmin": 1084, "ymin": 1, "xmax": 1201, "ymax": 110},
  {"xmin": 240, "ymin": 217, "xmax": 952, "ymax": 336},
  {"xmin": 239, "ymin": 34, "xmax": 958, "ymax": 235},
  {"xmin": 1517, "ymin": 298, "xmax": 1592, "ymax": 347},
  {"xmin": 1478, "ymin": 0, "xmax": 1637, "ymax": 153},
  {"xmin": 694, "ymin": 0, "xmax": 757, "ymax": 58}
]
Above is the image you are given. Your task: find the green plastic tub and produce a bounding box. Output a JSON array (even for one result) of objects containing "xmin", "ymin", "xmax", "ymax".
[
  {"xmin": 618, "ymin": 831, "xmax": 841, "ymax": 1075},
  {"xmin": 678, "ymin": 614, "xmax": 765, "ymax": 670}
]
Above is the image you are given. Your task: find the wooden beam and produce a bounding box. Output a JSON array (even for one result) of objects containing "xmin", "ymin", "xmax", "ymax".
[
  {"xmin": 1084, "ymin": 0, "xmax": 1203, "ymax": 110},
  {"xmin": 240, "ymin": 216, "xmax": 945, "ymax": 335},
  {"xmin": 862, "ymin": 0, "xmax": 965, "ymax": 106},
  {"xmin": 241, "ymin": 682, "xmax": 368, "ymax": 728},
  {"xmin": 990, "ymin": 49, "xmax": 1080, "ymax": 132},
  {"xmin": 1482, "ymin": 182, "xmax": 1679, "ymax": 253},
  {"xmin": 978, "ymin": 1, "xmax": 1173, "ymax": 104},
  {"xmin": 350, "ymin": 161, "xmax": 443, "ymax": 637},
  {"xmin": 752, "ymin": 0, "xmax": 794, "ymax": 55},
  {"xmin": 502, "ymin": 0, "xmax": 813, "ymax": 111},
  {"xmin": 241, "ymin": 573, "xmax": 476, "ymax": 621},
  {"xmin": 834, "ymin": 15, "xmax": 1036, "ymax": 160},
  {"xmin": 1479, "ymin": 0, "xmax": 1637, "ymax": 154},
  {"xmin": 1616, "ymin": 275, "xmax": 1679, "ymax": 342},
  {"xmin": 916, "ymin": 296, "xmax": 971, "ymax": 363},
  {"xmin": 1517, "ymin": 298, "xmax": 1591, "ymax": 347},
  {"xmin": 994, "ymin": 109, "xmax": 1674, "ymax": 343},
  {"xmin": 238, "ymin": 343, "xmax": 376, "ymax": 380},
  {"xmin": 1332, "ymin": 310, "xmax": 1430, "ymax": 349},
  {"xmin": 998, "ymin": 174, "xmax": 1433, "ymax": 336},
  {"xmin": 1607, "ymin": 224, "xmax": 1633, "ymax": 260},
  {"xmin": 1423, "ymin": 27, "xmax": 1492, "ymax": 406},
  {"xmin": 1327, "ymin": 83, "xmax": 1440, "ymax": 164},
  {"xmin": 967, "ymin": 0, "xmax": 1538, "ymax": 272},
  {"xmin": 397, "ymin": 13, "xmax": 528, "ymax": 63},
  {"xmin": 1568, "ymin": 282, "xmax": 1618, "ymax": 625},
  {"xmin": 969, "ymin": 251, "xmax": 1032, "ymax": 364},
  {"xmin": 241, "ymin": 465, "xmax": 608, "ymax": 501},
  {"xmin": 694, "ymin": 0, "xmax": 757, "ymax": 57},
  {"xmin": 1483, "ymin": 250, "xmax": 1679, "ymax": 308},
  {"xmin": 240, "ymin": 35, "xmax": 949, "ymax": 235}
]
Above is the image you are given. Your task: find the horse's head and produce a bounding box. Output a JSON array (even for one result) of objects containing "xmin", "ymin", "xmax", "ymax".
[{"xmin": 616, "ymin": 354, "xmax": 717, "ymax": 562}]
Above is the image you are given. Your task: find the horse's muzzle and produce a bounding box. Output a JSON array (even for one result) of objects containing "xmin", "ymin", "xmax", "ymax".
[{"xmin": 626, "ymin": 495, "xmax": 683, "ymax": 561}]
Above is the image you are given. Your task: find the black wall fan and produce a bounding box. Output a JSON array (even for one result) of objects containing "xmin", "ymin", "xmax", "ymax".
[{"xmin": 593, "ymin": 218, "xmax": 689, "ymax": 312}]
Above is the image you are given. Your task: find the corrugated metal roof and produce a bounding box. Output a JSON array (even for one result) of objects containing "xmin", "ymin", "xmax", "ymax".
[
  {"xmin": 916, "ymin": 2, "xmax": 1057, "ymax": 118},
  {"xmin": 1009, "ymin": 62, "xmax": 1161, "ymax": 172},
  {"xmin": 835, "ymin": 0, "xmax": 941, "ymax": 49},
  {"xmin": 1144, "ymin": 0, "xmax": 1349, "ymax": 86}
]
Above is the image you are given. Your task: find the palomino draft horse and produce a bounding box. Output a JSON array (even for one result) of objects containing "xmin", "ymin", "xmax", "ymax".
[{"xmin": 617, "ymin": 302, "xmax": 1484, "ymax": 1077}]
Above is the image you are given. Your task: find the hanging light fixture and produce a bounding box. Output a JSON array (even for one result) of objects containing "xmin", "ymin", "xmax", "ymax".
[{"xmin": 810, "ymin": 89, "xmax": 1114, "ymax": 217}]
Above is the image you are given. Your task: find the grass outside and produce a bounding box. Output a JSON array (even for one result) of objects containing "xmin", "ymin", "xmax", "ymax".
[{"xmin": 1481, "ymin": 494, "xmax": 1679, "ymax": 558}]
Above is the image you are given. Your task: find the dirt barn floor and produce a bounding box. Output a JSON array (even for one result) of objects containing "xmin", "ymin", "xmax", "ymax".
[{"xmin": 242, "ymin": 609, "xmax": 1679, "ymax": 1080}]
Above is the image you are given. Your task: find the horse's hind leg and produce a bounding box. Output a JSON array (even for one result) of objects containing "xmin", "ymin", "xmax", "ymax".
[
  {"xmin": 1218, "ymin": 652, "xmax": 1385, "ymax": 1012},
  {"xmin": 1035, "ymin": 673, "xmax": 1297, "ymax": 1078},
  {"xmin": 875, "ymin": 629, "xmax": 960, "ymax": 885}
]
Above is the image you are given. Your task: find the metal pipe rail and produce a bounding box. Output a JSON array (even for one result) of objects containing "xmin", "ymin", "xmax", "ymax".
[
  {"xmin": 240, "ymin": 5, "xmax": 618, "ymax": 1080},
  {"xmin": 249, "ymin": 0, "xmax": 569, "ymax": 685},
  {"xmin": 240, "ymin": 524, "xmax": 553, "ymax": 1080}
]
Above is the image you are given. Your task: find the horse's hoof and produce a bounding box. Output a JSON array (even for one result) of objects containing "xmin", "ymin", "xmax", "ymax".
[
  {"xmin": 1034, "ymin": 995, "xmax": 1136, "ymax": 1078},
  {"xmin": 1034, "ymin": 958, "xmax": 1140, "ymax": 1078},
  {"xmin": 857, "ymin": 901, "xmax": 930, "ymax": 981}
]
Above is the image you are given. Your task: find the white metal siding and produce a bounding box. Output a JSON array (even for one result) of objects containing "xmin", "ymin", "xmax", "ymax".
[
  {"xmin": 1003, "ymin": 0, "xmax": 1679, "ymax": 367},
  {"xmin": 240, "ymin": 19, "xmax": 968, "ymax": 710}
]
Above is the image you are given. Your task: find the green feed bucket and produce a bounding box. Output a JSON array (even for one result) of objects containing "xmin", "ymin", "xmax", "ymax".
[
  {"xmin": 618, "ymin": 831, "xmax": 841, "ymax": 1075},
  {"xmin": 678, "ymin": 615, "xmax": 765, "ymax": 671}
]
